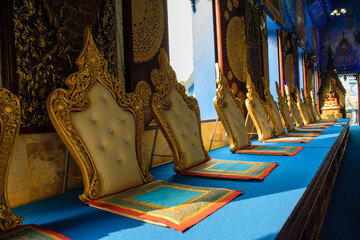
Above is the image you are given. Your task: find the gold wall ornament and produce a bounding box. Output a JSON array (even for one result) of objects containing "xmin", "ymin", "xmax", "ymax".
[
  {"xmin": 0, "ymin": 88, "xmax": 23, "ymax": 231},
  {"xmin": 47, "ymin": 28, "xmax": 152, "ymax": 202},
  {"xmin": 150, "ymin": 48, "xmax": 210, "ymax": 173},
  {"xmin": 264, "ymin": 0, "xmax": 283, "ymax": 25},
  {"xmin": 132, "ymin": 0, "xmax": 164, "ymax": 63},
  {"xmin": 12, "ymin": 0, "xmax": 118, "ymax": 128},
  {"xmin": 226, "ymin": 16, "xmax": 246, "ymax": 83}
]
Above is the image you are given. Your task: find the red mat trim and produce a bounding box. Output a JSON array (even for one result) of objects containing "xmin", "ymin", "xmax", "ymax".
[
  {"xmin": 0, "ymin": 224, "xmax": 71, "ymax": 239},
  {"xmin": 236, "ymin": 146, "xmax": 303, "ymax": 156}
]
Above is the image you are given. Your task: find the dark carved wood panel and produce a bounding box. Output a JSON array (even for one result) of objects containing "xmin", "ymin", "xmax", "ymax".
[
  {"xmin": 280, "ymin": 30, "xmax": 299, "ymax": 99},
  {"xmin": 123, "ymin": 0, "xmax": 169, "ymax": 93},
  {"xmin": 1, "ymin": 0, "xmax": 118, "ymax": 129},
  {"xmin": 215, "ymin": 0, "xmax": 266, "ymax": 103}
]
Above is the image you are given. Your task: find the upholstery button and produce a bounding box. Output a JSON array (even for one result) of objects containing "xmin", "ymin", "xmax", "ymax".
[
  {"xmin": 116, "ymin": 157, "xmax": 120, "ymax": 162},
  {"xmin": 109, "ymin": 129, "xmax": 113, "ymax": 133},
  {"xmin": 102, "ymin": 96, "xmax": 106, "ymax": 101},
  {"xmin": 124, "ymin": 139, "xmax": 128, "ymax": 143},
  {"xmin": 120, "ymin": 117, "xmax": 124, "ymax": 121},
  {"xmin": 100, "ymin": 144, "xmax": 104, "ymax": 149},
  {"xmin": 91, "ymin": 118, "xmax": 96, "ymax": 123}
]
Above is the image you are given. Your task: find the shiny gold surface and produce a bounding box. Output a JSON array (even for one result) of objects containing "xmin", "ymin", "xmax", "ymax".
[
  {"xmin": 131, "ymin": 0, "xmax": 164, "ymax": 63},
  {"xmin": 0, "ymin": 88, "xmax": 23, "ymax": 231},
  {"xmin": 13, "ymin": 0, "xmax": 117, "ymax": 127},
  {"xmin": 213, "ymin": 64, "xmax": 250, "ymax": 152},
  {"xmin": 47, "ymin": 28, "xmax": 152, "ymax": 202},
  {"xmin": 285, "ymin": 85, "xmax": 304, "ymax": 127},
  {"xmin": 150, "ymin": 48, "xmax": 210, "ymax": 173}
]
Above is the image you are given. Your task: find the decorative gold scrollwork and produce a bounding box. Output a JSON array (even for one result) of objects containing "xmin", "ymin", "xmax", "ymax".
[
  {"xmin": 132, "ymin": 0, "xmax": 164, "ymax": 63},
  {"xmin": 0, "ymin": 88, "xmax": 23, "ymax": 231}
]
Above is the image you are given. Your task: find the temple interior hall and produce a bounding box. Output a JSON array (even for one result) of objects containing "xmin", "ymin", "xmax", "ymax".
[{"xmin": 0, "ymin": 0, "xmax": 359, "ymax": 239}]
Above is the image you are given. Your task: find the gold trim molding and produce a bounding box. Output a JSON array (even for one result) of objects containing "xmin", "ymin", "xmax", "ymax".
[{"xmin": 0, "ymin": 88, "xmax": 23, "ymax": 231}]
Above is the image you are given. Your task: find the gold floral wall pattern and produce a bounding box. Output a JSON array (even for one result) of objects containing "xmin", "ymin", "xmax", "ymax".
[
  {"xmin": 12, "ymin": 0, "xmax": 117, "ymax": 127},
  {"xmin": 131, "ymin": 0, "xmax": 164, "ymax": 63}
]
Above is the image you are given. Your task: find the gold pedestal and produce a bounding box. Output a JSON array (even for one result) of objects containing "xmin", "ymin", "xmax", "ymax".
[{"xmin": 321, "ymin": 107, "xmax": 342, "ymax": 119}]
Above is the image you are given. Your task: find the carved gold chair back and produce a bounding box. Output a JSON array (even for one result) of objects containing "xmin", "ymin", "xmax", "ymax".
[
  {"xmin": 213, "ymin": 64, "xmax": 250, "ymax": 152},
  {"xmin": 301, "ymin": 88, "xmax": 315, "ymax": 123},
  {"xmin": 295, "ymin": 87, "xmax": 310, "ymax": 124},
  {"xmin": 263, "ymin": 84, "xmax": 285, "ymax": 136},
  {"xmin": 245, "ymin": 74, "xmax": 274, "ymax": 141},
  {"xmin": 310, "ymin": 90, "xmax": 322, "ymax": 120},
  {"xmin": 285, "ymin": 85, "xmax": 304, "ymax": 127},
  {"xmin": 275, "ymin": 81, "xmax": 296, "ymax": 132},
  {"xmin": 0, "ymin": 88, "xmax": 23, "ymax": 231},
  {"xmin": 47, "ymin": 27, "xmax": 152, "ymax": 202},
  {"xmin": 150, "ymin": 48, "xmax": 210, "ymax": 173}
]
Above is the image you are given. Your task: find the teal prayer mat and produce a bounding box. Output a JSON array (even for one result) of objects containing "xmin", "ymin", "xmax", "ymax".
[
  {"xmin": 236, "ymin": 145, "xmax": 303, "ymax": 156},
  {"xmin": 0, "ymin": 224, "xmax": 70, "ymax": 240},
  {"xmin": 181, "ymin": 159, "xmax": 277, "ymax": 181},
  {"xmin": 87, "ymin": 180, "xmax": 242, "ymax": 232}
]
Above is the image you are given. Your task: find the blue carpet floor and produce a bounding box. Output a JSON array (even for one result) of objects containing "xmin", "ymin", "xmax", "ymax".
[{"xmin": 320, "ymin": 125, "xmax": 360, "ymax": 239}]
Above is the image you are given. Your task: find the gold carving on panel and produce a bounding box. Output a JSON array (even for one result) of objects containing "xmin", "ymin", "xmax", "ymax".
[
  {"xmin": 13, "ymin": 0, "xmax": 117, "ymax": 127},
  {"xmin": 47, "ymin": 28, "xmax": 152, "ymax": 202},
  {"xmin": 0, "ymin": 88, "xmax": 23, "ymax": 231},
  {"xmin": 150, "ymin": 48, "xmax": 210, "ymax": 173},
  {"xmin": 265, "ymin": 0, "xmax": 283, "ymax": 24},
  {"xmin": 226, "ymin": 16, "xmax": 246, "ymax": 83},
  {"xmin": 132, "ymin": 0, "xmax": 164, "ymax": 63}
]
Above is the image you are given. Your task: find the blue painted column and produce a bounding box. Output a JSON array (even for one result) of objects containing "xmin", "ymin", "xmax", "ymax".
[{"xmin": 192, "ymin": 0, "xmax": 217, "ymax": 120}]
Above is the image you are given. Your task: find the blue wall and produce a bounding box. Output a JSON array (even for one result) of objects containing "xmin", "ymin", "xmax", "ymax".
[
  {"xmin": 267, "ymin": 29, "xmax": 280, "ymax": 98},
  {"xmin": 192, "ymin": 0, "xmax": 217, "ymax": 120}
]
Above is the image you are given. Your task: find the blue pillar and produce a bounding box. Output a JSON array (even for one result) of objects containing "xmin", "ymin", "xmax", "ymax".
[{"xmin": 192, "ymin": 0, "xmax": 217, "ymax": 120}]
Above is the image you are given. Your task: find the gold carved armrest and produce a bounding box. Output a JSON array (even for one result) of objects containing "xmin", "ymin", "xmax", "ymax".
[
  {"xmin": 0, "ymin": 88, "xmax": 23, "ymax": 231},
  {"xmin": 285, "ymin": 85, "xmax": 304, "ymax": 127}
]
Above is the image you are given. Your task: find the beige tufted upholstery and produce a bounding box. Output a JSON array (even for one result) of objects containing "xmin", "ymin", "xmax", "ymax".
[
  {"xmin": 163, "ymin": 89, "xmax": 206, "ymax": 169},
  {"xmin": 246, "ymin": 94, "xmax": 274, "ymax": 141},
  {"xmin": 71, "ymin": 82, "xmax": 144, "ymax": 197}
]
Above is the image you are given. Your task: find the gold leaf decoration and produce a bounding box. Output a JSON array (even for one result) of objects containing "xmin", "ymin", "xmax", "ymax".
[
  {"xmin": 226, "ymin": 16, "xmax": 246, "ymax": 83},
  {"xmin": 132, "ymin": 0, "xmax": 165, "ymax": 63}
]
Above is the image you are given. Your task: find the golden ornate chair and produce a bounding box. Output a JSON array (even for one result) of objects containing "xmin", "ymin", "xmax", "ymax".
[
  {"xmin": 150, "ymin": 48, "xmax": 210, "ymax": 173},
  {"xmin": 285, "ymin": 85, "xmax": 305, "ymax": 127},
  {"xmin": 213, "ymin": 64, "xmax": 251, "ymax": 152},
  {"xmin": 244, "ymin": 77, "xmax": 275, "ymax": 141},
  {"xmin": 275, "ymin": 81, "xmax": 296, "ymax": 132},
  {"xmin": 310, "ymin": 90, "xmax": 322, "ymax": 120},
  {"xmin": 47, "ymin": 28, "xmax": 153, "ymax": 202},
  {"xmin": 301, "ymin": 88, "xmax": 315, "ymax": 123},
  {"xmin": 0, "ymin": 88, "xmax": 23, "ymax": 231},
  {"xmin": 294, "ymin": 87, "xmax": 311, "ymax": 125}
]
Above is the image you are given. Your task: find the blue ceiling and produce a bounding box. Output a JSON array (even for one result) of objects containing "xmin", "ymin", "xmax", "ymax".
[{"xmin": 307, "ymin": 0, "xmax": 348, "ymax": 29}]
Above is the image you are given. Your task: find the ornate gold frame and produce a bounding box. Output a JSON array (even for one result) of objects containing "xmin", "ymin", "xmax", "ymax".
[
  {"xmin": 310, "ymin": 90, "xmax": 322, "ymax": 120},
  {"xmin": 275, "ymin": 81, "xmax": 296, "ymax": 132},
  {"xmin": 213, "ymin": 64, "xmax": 250, "ymax": 153},
  {"xmin": 47, "ymin": 27, "xmax": 152, "ymax": 202},
  {"xmin": 0, "ymin": 88, "xmax": 23, "ymax": 231},
  {"xmin": 301, "ymin": 88, "xmax": 316, "ymax": 122},
  {"xmin": 150, "ymin": 48, "xmax": 210, "ymax": 173},
  {"xmin": 295, "ymin": 87, "xmax": 311, "ymax": 125},
  {"xmin": 263, "ymin": 84, "xmax": 285, "ymax": 136},
  {"xmin": 285, "ymin": 85, "xmax": 304, "ymax": 127},
  {"xmin": 245, "ymin": 73, "xmax": 273, "ymax": 141}
]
